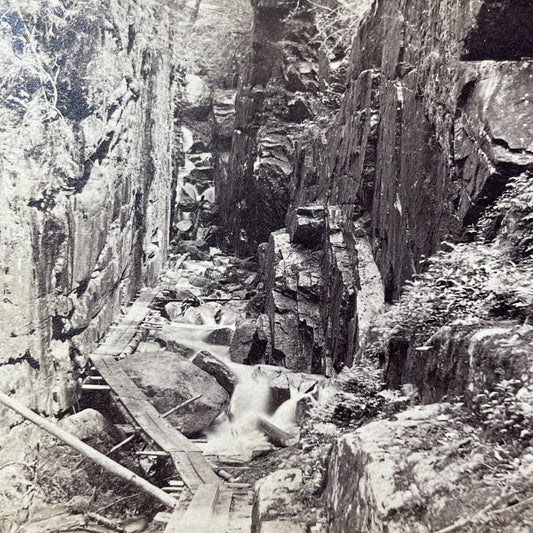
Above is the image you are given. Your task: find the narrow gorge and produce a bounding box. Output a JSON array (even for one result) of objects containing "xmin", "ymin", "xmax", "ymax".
[{"xmin": 0, "ymin": 1, "xmax": 532, "ymax": 532}]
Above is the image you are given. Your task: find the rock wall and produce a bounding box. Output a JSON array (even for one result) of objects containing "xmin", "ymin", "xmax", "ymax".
[
  {"xmin": 0, "ymin": 0, "xmax": 179, "ymax": 425},
  {"xmin": 219, "ymin": 0, "xmax": 330, "ymax": 255},
  {"xmin": 222, "ymin": 0, "xmax": 533, "ymax": 375},
  {"xmin": 320, "ymin": 0, "xmax": 533, "ymax": 300}
]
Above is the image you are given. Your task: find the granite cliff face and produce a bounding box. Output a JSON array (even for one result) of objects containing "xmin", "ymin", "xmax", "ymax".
[
  {"xmin": 320, "ymin": 0, "xmax": 533, "ymax": 300},
  {"xmin": 221, "ymin": 0, "xmax": 533, "ymax": 374},
  {"xmin": 0, "ymin": 0, "xmax": 179, "ymax": 425}
]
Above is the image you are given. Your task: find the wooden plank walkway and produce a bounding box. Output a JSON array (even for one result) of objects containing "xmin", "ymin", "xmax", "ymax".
[
  {"xmin": 89, "ymin": 287, "xmax": 253, "ymax": 532},
  {"xmin": 89, "ymin": 288, "xmax": 221, "ymax": 489}
]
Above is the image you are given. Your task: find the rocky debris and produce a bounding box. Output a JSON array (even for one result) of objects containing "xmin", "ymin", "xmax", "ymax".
[
  {"xmin": 287, "ymin": 205, "xmax": 326, "ymax": 248},
  {"xmin": 118, "ymin": 350, "xmax": 229, "ymax": 436},
  {"xmin": 192, "ymin": 351, "xmax": 236, "ymax": 395},
  {"xmin": 326, "ymin": 403, "xmax": 533, "ymax": 533},
  {"xmin": 57, "ymin": 409, "xmax": 112, "ymax": 441}
]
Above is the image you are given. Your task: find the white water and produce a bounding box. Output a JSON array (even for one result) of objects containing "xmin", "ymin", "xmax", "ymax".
[
  {"xmin": 201, "ymin": 361, "xmax": 275, "ymax": 458},
  {"xmin": 182, "ymin": 125, "xmax": 194, "ymax": 152}
]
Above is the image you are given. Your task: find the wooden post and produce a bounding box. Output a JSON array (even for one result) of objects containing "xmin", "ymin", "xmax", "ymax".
[{"xmin": 0, "ymin": 392, "xmax": 178, "ymax": 509}]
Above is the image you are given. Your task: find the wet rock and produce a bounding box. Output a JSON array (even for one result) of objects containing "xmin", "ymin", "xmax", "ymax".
[
  {"xmin": 153, "ymin": 324, "xmax": 198, "ymax": 354},
  {"xmin": 58, "ymin": 409, "xmax": 112, "ymax": 441},
  {"xmin": 192, "ymin": 351, "xmax": 236, "ymax": 395},
  {"xmin": 189, "ymin": 141, "xmax": 208, "ymax": 154},
  {"xmin": 119, "ymin": 351, "xmax": 229, "ymax": 436},
  {"xmin": 229, "ymin": 317, "xmax": 268, "ymax": 365},
  {"xmin": 164, "ymin": 302, "xmax": 184, "ymax": 321},
  {"xmin": 287, "ymin": 206, "xmax": 326, "ymax": 248},
  {"xmin": 183, "ymin": 74, "xmax": 212, "ymax": 121},
  {"xmin": 203, "ymin": 327, "xmax": 234, "ymax": 346}
]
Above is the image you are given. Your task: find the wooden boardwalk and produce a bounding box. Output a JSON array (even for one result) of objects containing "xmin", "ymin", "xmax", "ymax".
[
  {"xmin": 88, "ymin": 288, "xmax": 253, "ymax": 532},
  {"xmin": 89, "ymin": 288, "xmax": 220, "ymax": 488}
]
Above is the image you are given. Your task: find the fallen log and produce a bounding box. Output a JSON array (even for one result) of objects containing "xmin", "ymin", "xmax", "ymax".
[
  {"xmin": 0, "ymin": 392, "xmax": 178, "ymax": 509},
  {"xmin": 256, "ymin": 417, "xmax": 298, "ymax": 447}
]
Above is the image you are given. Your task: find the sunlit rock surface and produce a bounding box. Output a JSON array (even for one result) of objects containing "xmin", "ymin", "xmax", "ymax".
[
  {"xmin": 0, "ymin": 0, "xmax": 179, "ymax": 425},
  {"xmin": 326, "ymin": 403, "xmax": 533, "ymax": 532}
]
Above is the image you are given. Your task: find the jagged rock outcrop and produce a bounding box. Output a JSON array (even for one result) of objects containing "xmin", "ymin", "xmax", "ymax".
[
  {"xmin": 264, "ymin": 229, "xmax": 325, "ymax": 372},
  {"xmin": 386, "ymin": 322, "xmax": 533, "ymax": 404},
  {"xmin": 0, "ymin": 1, "xmax": 180, "ymax": 426},
  {"xmin": 259, "ymin": 210, "xmax": 383, "ymax": 374}
]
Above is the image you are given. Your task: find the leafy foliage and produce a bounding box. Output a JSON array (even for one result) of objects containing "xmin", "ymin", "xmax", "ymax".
[
  {"xmin": 311, "ymin": 0, "xmax": 373, "ymax": 59},
  {"xmin": 307, "ymin": 364, "xmax": 413, "ymax": 432},
  {"xmin": 470, "ymin": 379, "xmax": 533, "ymax": 446},
  {"xmin": 174, "ymin": 0, "xmax": 252, "ymax": 87}
]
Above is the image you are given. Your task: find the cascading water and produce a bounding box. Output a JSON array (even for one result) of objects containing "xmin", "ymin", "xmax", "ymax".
[{"xmin": 161, "ymin": 116, "xmax": 320, "ymax": 462}]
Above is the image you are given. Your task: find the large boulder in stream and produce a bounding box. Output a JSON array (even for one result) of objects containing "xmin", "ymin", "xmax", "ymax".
[{"xmin": 118, "ymin": 351, "xmax": 229, "ymax": 436}]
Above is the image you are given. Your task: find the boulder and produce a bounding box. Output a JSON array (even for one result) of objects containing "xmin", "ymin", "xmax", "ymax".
[
  {"xmin": 118, "ymin": 351, "xmax": 229, "ymax": 436},
  {"xmin": 254, "ymin": 367, "xmax": 290, "ymax": 414},
  {"xmin": 192, "ymin": 351, "xmax": 236, "ymax": 395},
  {"xmin": 203, "ymin": 327, "xmax": 234, "ymax": 346},
  {"xmin": 326, "ymin": 403, "xmax": 533, "ymax": 533},
  {"xmin": 252, "ymin": 469, "xmax": 307, "ymax": 532},
  {"xmin": 58, "ymin": 409, "xmax": 111, "ymax": 441},
  {"xmin": 164, "ymin": 302, "xmax": 184, "ymax": 321},
  {"xmin": 153, "ymin": 324, "xmax": 196, "ymax": 355},
  {"xmin": 229, "ymin": 317, "xmax": 268, "ymax": 364},
  {"xmin": 287, "ymin": 206, "xmax": 326, "ymax": 248}
]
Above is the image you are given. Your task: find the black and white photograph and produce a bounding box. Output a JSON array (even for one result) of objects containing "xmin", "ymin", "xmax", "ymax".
[{"xmin": 0, "ymin": 0, "xmax": 532, "ymax": 531}]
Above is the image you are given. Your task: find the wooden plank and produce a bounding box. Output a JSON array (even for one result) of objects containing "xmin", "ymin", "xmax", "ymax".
[
  {"xmin": 94, "ymin": 289, "xmax": 157, "ymax": 355},
  {"xmin": 188, "ymin": 451, "xmax": 221, "ymax": 485},
  {"xmin": 165, "ymin": 484, "xmax": 220, "ymax": 533},
  {"xmin": 90, "ymin": 355, "xmax": 219, "ymax": 486},
  {"xmin": 169, "ymin": 451, "xmax": 203, "ymax": 489},
  {"xmin": 89, "ymin": 289, "xmax": 221, "ymax": 490},
  {"xmin": 212, "ymin": 488, "xmax": 233, "ymax": 532}
]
